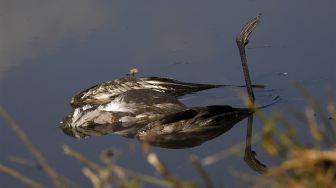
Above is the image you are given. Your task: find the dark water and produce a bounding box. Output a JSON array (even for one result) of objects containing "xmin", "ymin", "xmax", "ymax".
[{"xmin": 1, "ymin": 1, "xmax": 335, "ymax": 187}]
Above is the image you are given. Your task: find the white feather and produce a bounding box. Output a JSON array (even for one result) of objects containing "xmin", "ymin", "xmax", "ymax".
[{"xmin": 97, "ymin": 101, "xmax": 134, "ymax": 112}]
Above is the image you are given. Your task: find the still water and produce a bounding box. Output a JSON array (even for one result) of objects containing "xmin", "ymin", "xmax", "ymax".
[{"xmin": 1, "ymin": 0, "xmax": 335, "ymax": 187}]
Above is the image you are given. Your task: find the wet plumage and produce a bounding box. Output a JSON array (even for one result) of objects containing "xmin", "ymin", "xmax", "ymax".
[
  {"xmin": 62, "ymin": 89, "xmax": 187, "ymax": 137},
  {"xmin": 70, "ymin": 76, "xmax": 223, "ymax": 108},
  {"xmin": 61, "ymin": 88, "xmax": 254, "ymax": 148}
]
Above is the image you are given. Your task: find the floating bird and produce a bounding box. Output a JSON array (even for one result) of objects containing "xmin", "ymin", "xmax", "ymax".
[{"xmin": 61, "ymin": 15, "xmax": 275, "ymax": 148}]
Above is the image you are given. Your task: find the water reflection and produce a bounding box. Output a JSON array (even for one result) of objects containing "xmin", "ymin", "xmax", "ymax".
[
  {"xmin": 0, "ymin": 0, "xmax": 110, "ymax": 78},
  {"xmin": 243, "ymin": 115, "xmax": 267, "ymax": 173}
]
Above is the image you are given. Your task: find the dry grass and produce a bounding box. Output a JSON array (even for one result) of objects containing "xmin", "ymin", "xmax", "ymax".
[{"xmin": 253, "ymin": 89, "xmax": 336, "ymax": 188}]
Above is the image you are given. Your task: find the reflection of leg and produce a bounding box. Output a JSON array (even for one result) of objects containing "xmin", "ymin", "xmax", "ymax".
[
  {"xmin": 244, "ymin": 115, "xmax": 267, "ymax": 174},
  {"xmin": 237, "ymin": 16, "xmax": 267, "ymax": 173},
  {"xmin": 236, "ymin": 15, "xmax": 261, "ymax": 104}
]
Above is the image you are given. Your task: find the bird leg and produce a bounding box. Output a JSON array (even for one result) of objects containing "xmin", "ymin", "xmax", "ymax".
[
  {"xmin": 237, "ymin": 15, "xmax": 268, "ymax": 173},
  {"xmin": 236, "ymin": 14, "xmax": 261, "ymax": 104}
]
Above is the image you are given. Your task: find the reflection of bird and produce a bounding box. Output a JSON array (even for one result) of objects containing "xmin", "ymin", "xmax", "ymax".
[{"xmin": 136, "ymin": 105, "xmax": 252, "ymax": 148}]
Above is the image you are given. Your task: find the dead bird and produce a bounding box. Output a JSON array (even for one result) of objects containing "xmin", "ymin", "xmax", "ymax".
[{"xmin": 61, "ymin": 15, "xmax": 277, "ymax": 149}]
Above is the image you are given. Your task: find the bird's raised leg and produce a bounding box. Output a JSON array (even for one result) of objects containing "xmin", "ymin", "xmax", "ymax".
[{"xmin": 236, "ymin": 15, "xmax": 261, "ymax": 104}]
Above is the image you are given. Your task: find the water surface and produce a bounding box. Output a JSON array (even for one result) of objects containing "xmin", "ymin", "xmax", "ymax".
[{"xmin": 1, "ymin": 1, "xmax": 335, "ymax": 187}]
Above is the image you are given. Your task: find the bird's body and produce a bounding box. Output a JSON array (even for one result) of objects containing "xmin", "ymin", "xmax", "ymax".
[
  {"xmin": 62, "ymin": 89, "xmax": 186, "ymax": 137},
  {"xmin": 61, "ymin": 88, "xmax": 253, "ymax": 147},
  {"xmin": 63, "ymin": 76, "xmax": 234, "ymax": 139},
  {"xmin": 70, "ymin": 76, "xmax": 223, "ymax": 108}
]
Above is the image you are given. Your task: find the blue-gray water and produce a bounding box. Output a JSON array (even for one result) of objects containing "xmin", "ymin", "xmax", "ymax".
[{"xmin": 1, "ymin": 1, "xmax": 335, "ymax": 187}]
